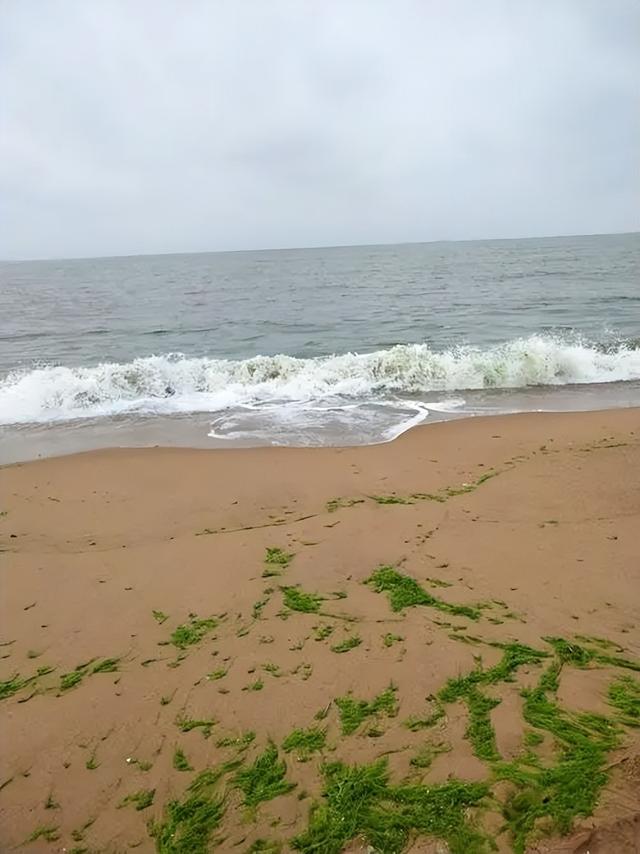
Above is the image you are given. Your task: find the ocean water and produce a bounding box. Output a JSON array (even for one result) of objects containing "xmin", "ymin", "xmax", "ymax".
[{"xmin": 1, "ymin": 233, "xmax": 639, "ymax": 461}]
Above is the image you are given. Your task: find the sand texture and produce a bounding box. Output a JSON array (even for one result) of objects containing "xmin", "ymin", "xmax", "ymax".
[{"xmin": 1, "ymin": 410, "xmax": 639, "ymax": 853}]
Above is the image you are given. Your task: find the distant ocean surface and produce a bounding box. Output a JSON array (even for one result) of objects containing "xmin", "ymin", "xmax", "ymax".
[{"xmin": 1, "ymin": 233, "xmax": 639, "ymax": 461}]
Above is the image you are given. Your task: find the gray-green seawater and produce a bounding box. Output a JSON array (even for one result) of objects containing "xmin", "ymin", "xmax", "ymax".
[{"xmin": 1, "ymin": 232, "xmax": 638, "ymax": 460}]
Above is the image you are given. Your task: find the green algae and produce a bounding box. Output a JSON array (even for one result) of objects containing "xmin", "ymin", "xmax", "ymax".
[
  {"xmin": 281, "ymin": 586, "xmax": 323, "ymax": 614},
  {"xmin": 1, "ymin": 665, "xmax": 54, "ymax": 700},
  {"xmin": 262, "ymin": 547, "xmax": 294, "ymax": 577},
  {"xmin": 170, "ymin": 616, "xmax": 218, "ymax": 649},
  {"xmin": 173, "ymin": 748, "xmax": 193, "ymax": 772},
  {"xmin": 313, "ymin": 623, "xmax": 334, "ymax": 641},
  {"xmin": 366, "ymin": 566, "xmax": 481, "ymax": 620},
  {"xmin": 25, "ymin": 824, "xmax": 60, "ymax": 844},
  {"xmin": 335, "ymin": 685, "xmax": 398, "ymax": 735},
  {"xmin": 216, "ymin": 731, "xmax": 256, "ymax": 750},
  {"xmin": 175, "ymin": 716, "xmax": 216, "ymax": 738},
  {"xmin": 330, "ymin": 635, "xmax": 361, "ymax": 654},
  {"xmin": 292, "ymin": 758, "xmax": 491, "ymax": 854},
  {"xmin": 326, "ymin": 497, "xmax": 364, "ymax": 513},
  {"xmin": 608, "ymin": 675, "xmax": 640, "ymax": 726},
  {"xmin": 282, "ymin": 726, "xmax": 327, "ymax": 761},
  {"xmin": 233, "ymin": 743, "xmax": 296, "ymax": 808},
  {"xmin": 149, "ymin": 765, "xmax": 233, "ymax": 853},
  {"xmin": 120, "ymin": 788, "xmax": 155, "ymax": 811},
  {"xmin": 543, "ymin": 636, "xmax": 640, "ymax": 671},
  {"xmin": 370, "ymin": 495, "xmax": 414, "ymax": 505}
]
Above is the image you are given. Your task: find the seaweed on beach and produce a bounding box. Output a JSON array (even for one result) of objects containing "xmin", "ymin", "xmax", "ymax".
[
  {"xmin": 248, "ymin": 840, "xmax": 282, "ymax": 853},
  {"xmin": 292, "ymin": 758, "xmax": 491, "ymax": 854},
  {"xmin": 25, "ymin": 825, "xmax": 60, "ymax": 844},
  {"xmin": 149, "ymin": 765, "xmax": 234, "ymax": 853},
  {"xmin": 432, "ymin": 633, "xmax": 640, "ymax": 853},
  {"xmin": 370, "ymin": 494, "xmax": 414, "ymax": 505},
  {"xmin": 252, "ymin": 597, "xmax": 270, "ymax": 619},
  {"xmin": 437, "ymin": 642, "xmax": 548, "ymax": 760},
  {"xmin": 495, "ymin": 663, "xmax": 621, "ymax": 853},
  {"xmin": 404, "ymin": 695, "xmax": 446, "ymax": 732},
  {"xmin": 170, "ymin": 615, "xmax": 218, "ymax": 649},
  {"xmin": 262, "ymin": 547, "xmax": 294, "ymax": 577},
  {"xmin": 608, "ymin": 675, "xmax": 640, "ymax": 726},
  {"xmin": 92, "ymin": 657, "xmax": 120, "ymax": 673},
  {"xmin": 119, "ymin": 788, "xmax": 155, "ymax": 811},
  {"xmin": 439, "ymin": 642, "xmax": 548, "ymax": 704},
  {"xmin": 543, "ymin": 636, "xmax": 640, "ymax": 672},
  {"xmin": 175, "ymin": 715, "xmax": 216, "ymax": 738},
  {"xmin": 313, "ymin": 623, "xmax": 334, "ymax": 641},
  {"xmin": 366, "ymin": 566, "xmax": 481, "ymax": 620},
  {"xmin": 207, "ymin": 667, "xmax": 228, "ymax": 681},
  {"xmin": 335, "ymin": 685, "xmax": 398, "ymax": 735},
  {"xmin": 409, "ymin": 740, "xmax": 450, "ymax": 769},
  {"xmin": 282, "ymin": 726, "xmax": 327, "ymax": 761},
  {"xmin": 58, "ymin": 658, "xmax": 119, "ymax": 693},
  {"xmin": 173, "ymin": 747, "xmax": 193, "ymax": 771},
  {"xmin": 1, "ymin": 665, "xmax": 54, "ymax": 700},
  {"xmin": 330, "ymin": 635, "xmax": 361, "ymax": 654},
  {"xmin": 326, "ymin": 497, "xmax": 364, "ymax": 513},
  {"xmin": 281, "ymin": 586, "xmax": 323, "ymax": 614},
  {"xmin": 85, "ymin": 748, "xmax": 100, "ymax": 770},
  {"xmin": 410, "ymin": 468, "xmax": 502, "ymax": 504},
  {"xmin": 216, "ymin": 731, "xmax": 256, "ymax": 750},
  {"xmin": 233, "ymin": 743, "xmax": 296, "ymax": 808}
]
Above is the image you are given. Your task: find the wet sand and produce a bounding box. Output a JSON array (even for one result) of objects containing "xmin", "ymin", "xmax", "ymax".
[{"xmin": 1, "ymin": 409, "xmax": 639, "ymax": 853}]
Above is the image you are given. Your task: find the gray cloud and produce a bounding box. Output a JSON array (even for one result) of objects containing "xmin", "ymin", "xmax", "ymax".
[{"xmin": 1, "ymin": 0, "xmax": 638, "ymax": 259}]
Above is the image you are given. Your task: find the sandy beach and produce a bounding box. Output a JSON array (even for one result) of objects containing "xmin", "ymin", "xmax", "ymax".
[{"xmin": 1, "ymin": 409, "xmax": 639, "ymax": 854}]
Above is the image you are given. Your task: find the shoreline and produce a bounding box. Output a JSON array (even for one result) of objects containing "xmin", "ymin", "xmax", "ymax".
[
  {"xmin": 1, "ymin": 408, "xmax": 639, "ymax": 853},
  {"xmin": 2, "ymin": 397, "xmax": 640, "ymax": 466}
]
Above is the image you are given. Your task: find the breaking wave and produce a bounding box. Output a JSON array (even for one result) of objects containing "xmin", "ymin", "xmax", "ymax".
[{"xmin": 1, "ymin": 335, "xmax": 639, "ymax": 425}]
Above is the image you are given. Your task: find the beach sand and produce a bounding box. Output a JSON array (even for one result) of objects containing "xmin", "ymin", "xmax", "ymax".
[{"xmin": 1, "ymin": 409, "xmax": 639, "ymax": 853}]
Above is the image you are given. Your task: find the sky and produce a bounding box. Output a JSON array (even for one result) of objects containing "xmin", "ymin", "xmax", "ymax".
[{"xmin": 0, "ymin": 0, "xmax": 638, "ymax": 260}]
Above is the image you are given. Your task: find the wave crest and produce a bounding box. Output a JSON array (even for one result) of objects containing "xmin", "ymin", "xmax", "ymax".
[{"xmin": 1, "ymin": 335, "xmax": 639, "ymax": 425}]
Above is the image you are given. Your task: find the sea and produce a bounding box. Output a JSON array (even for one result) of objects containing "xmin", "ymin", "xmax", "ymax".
[{"xmin": 1, "ymin": 232, "xmax": 639, "ymax": 463}]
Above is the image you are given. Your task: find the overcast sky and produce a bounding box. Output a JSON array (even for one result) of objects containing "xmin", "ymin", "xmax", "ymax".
[{"xmin": 1, "ymin": 1, "xmax": 638, "ymax": 259}]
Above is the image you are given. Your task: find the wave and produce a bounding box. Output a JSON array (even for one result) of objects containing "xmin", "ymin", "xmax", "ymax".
[{"xmin": 1, "ymin": 335, "xmax": 639, "ymax": 425}]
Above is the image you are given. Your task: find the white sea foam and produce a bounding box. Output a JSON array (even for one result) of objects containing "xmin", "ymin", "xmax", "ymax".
[{"xmin": 1, "ymin": 336, "xmax": 639, "ymax": 425}]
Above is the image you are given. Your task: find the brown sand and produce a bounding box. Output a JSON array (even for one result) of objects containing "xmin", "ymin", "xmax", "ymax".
[{"xmin": 1, "ymin": 409, "xmax": 639, "ymax": 853}]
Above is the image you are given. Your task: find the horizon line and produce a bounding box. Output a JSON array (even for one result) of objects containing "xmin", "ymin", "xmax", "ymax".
[{"xmin": 1, "ymin": 228, "xmax": 638, "ymax": 264}]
